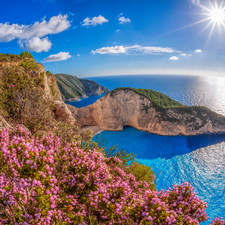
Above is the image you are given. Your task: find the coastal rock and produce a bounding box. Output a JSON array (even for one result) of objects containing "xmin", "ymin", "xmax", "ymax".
[
  {"xmin": 54, "ymin": 100, "xmax": 75, "ymax": 125},
  {"xmin": 0, "ymin": 116, "xmax": 12, "ymax": 130},
  {"xmin": 69, "ymin": 89, "xmax": 225, "ymax": 136},
  {"xmin": 0, "ymin": 58, "xmax": 74, "ymax": 130}
]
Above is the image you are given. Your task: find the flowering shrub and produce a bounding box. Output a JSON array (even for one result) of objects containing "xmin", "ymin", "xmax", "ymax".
[
  {"xmin": 0, "ymin": 126, "xmax": 223, "ymax": 224},
  {"xmin": 211, "ymin": 218, "xmax": 225, "ymax": 225}
]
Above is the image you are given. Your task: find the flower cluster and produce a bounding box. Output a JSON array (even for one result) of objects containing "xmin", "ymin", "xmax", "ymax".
[{"xmin": 0, "ymin": 126, "xmax": 223, "ymax": 224}]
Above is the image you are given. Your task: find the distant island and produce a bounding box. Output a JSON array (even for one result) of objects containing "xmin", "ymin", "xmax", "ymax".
[{"xmin": 55, "ymin": 73, "xmax": 109, "ymax": 102}]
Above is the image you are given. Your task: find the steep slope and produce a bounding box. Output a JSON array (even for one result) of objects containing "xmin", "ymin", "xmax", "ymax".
[
  {"xmin": 68, "ymin": 88, "xmax": 225, "ymax": 136},
  {"xmin": 0, "ymin": 52, "xmax": 75, "ymax": 133},
  {"xmin": 55, "ymin": 73, "xmax": 109, "ymax": 101}
]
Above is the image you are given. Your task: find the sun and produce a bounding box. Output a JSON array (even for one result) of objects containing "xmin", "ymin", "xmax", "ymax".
[
  {"xmin": 161, "ymin": 1, "xmax": 225, "ymax": 46},
  {"xmin": 209, "ymin": 7, "xmax": 225, "ymax": 24},
  {"xmin": 186, "ymin": 1, "xmax": 225, "ymax": 45}
]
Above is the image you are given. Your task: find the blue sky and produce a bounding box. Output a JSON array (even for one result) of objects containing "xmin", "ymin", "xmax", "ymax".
[{"xmin": 1, "ymin": 0, "xmax": 225, "ymax": 77}]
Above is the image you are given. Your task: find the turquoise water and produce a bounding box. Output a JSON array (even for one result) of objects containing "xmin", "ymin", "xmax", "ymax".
[{"xmin": 67, "ymin": 75, "xmax": 225, "ymax": 222}]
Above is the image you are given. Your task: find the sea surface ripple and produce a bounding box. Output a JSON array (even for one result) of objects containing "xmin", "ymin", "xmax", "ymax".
[{"xmin": 67, "ymin": 75, "xmax": 225, "ymax": 222}]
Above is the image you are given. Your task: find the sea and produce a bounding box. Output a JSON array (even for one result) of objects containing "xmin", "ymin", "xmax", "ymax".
[{"xmin": 67, "ymin": 75, "xmax": 225, "ymax": 223}]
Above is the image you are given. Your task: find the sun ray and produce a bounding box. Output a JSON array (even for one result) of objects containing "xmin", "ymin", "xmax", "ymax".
[
  {"xmin": 205, "ymin": 21, "xmax": 217, "ymax": 47},
  {"xmin": 197, "ymin": 20, "xmax": 214, "ymax": 36},
  {"xmin": 220, "ymin": 0, "xmax": 225, "ymax": 9},
  {"xmin": 153, "ymin": 0, "xmax": 225, "ymax": 44}
]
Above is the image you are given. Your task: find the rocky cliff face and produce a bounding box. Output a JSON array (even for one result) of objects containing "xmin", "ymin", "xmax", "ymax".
[
  {"xmin": 79, "ymin": 78, "xmax": 109, "ymax": 98},
  {"xmin": 68, "ymin": 89, "xmax": 225, "ymax": 136},
  {"xmin": 0, "ymin": 59, "xmax": 75, "ymax": 131}
]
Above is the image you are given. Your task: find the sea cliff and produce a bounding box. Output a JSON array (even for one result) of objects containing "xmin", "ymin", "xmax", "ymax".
[
  {"xmin": 0, "ymin": 53, "xmax": 75, "ymax": 133},
  {"xmin": 68, "ymin": 88, "xmax": 225, "ymax": 136}
]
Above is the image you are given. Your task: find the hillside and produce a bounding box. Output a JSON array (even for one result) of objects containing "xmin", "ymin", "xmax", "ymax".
[
  {"xmin": 68, "ymin": 87, "xmax": 225, "ymax": 136},
  {"xmin": 0, "ymin": 52, "xmax": 75, "ymax": 133},
  {"xmin": 55, "ymin": 73, "xmax": 109, "ymax": 101}
]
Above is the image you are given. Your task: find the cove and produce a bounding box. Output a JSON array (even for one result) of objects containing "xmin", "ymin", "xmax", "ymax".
[{"xmin": 93, "ymin": 127, "xmax": 225, "ymax": 224}]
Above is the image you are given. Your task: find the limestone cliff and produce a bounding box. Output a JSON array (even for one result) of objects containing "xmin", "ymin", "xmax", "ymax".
[
  {"xmin": 0, "ymin": 53, "xmax": 75, "ymax": 132},
  {"xmin": 55, "ymin": 73, "xmax": 109, "ymax": 102},
  {"xmin": 68, "ymin": 88, "xmax": 225, "ymax": 136}
]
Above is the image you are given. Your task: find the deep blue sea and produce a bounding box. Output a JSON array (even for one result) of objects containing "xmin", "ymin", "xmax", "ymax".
[{"xmin": 67, "ymin": 75, "xmax": 225, "ymax": 223}]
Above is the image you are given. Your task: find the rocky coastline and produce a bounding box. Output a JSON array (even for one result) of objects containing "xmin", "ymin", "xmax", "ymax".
[{"xmin": 68, "ymin": 88, "xmax": 225, "ymax": 136}]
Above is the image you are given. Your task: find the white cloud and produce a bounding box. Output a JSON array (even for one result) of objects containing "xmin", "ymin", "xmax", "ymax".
[
  {"xmin": 181, "ymin": 53, "xmax": 187, "ymax": 56},
  {"xmin": 91, "ymin": 45, "xmax": 181, "ymax": 55},
  {"xmin": 82, "ymin": 15, "xmax": 108, "ymax": 27},
  {"xmin": 195, "ymin": 49, "xmax": 202, "ymax": 53},
  {"xmin": 77, "ymin": 54, "xmax": 80, "ymax": 56},
  {"xmin": 116, "ymin": 29, "xmax": 121, "ymax": 32},
  {"xmin": 169, "ymin": 56, "xmax": 178, "ymax": 60},
  {"xmin": 191, "ymin": 0, "xmax": 200, "ymax": 5},
  {"xmin": 0, "ymin": 14, "xmax": 70, "ymax": 42},
  {"xmin": 0, "ymin": 14, "xmax": 70, "ymax": 53},
  {"xmin": 21, "ymin": 37, "xmax": 52, "ymax": 53},
  {"xmin": 92, "ymin": 46, "xmax": 126, "ymax": 54},
  {"xmin": 43, "ymin": 52, "xmax": 71, "ymax": 62},
  {"xmin": 118, "ymin": 16, "xmax": 131, "ymax": 24},
  {"xmin": 188, "ymin": 54, "xmax": 192, "ymax": 56},
  {"xmin": 118, "ymin": 13, "xmax": 123, "ymax": 17}
]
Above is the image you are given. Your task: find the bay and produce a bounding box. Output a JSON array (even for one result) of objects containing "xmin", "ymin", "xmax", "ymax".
[{"xmin": 67, "ymin": 75, "xmax": 225, "ymax": 223}]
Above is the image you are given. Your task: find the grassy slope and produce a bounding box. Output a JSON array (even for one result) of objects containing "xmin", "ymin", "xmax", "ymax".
[
  {"xmin": 110, "ymin": 87, "xmax": 184, "ymax": 108},
  {"xmin": 54, "ymin": 74, "xmax": 85, "ymax": 99}
]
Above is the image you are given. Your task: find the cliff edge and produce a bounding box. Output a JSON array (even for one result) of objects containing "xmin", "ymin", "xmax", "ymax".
[
  {"xmin": 68, "ymin": 88, "xmax": 225, "ymax": 136},
  {"xmin": 0, "ymin": 52, "xmax": 75, "ymax": 133}
]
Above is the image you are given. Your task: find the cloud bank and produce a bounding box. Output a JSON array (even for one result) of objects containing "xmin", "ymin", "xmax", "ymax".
[
  {"xmin": 0, "ymin": 14, "xmax": 70, "ymax": 52},
  {"xmin": 0, "ymin": 14, "xmax": 70, "ymax": 42},
  {"xmin": 82, "ymin": 15, "xmax": 108, "ymax": 27},
  {"xmin": 91, "ymin": 45, "xmax": 181, "ymax": 55},
  {"xmin": 43, "ymin": 52, "xmax": 71, "ymax": 62}
]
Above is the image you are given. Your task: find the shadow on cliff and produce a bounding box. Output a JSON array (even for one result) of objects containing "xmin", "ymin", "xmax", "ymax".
[{"xmin": 93, "ymin": 126, "xmax": 225, "ymax": 160}]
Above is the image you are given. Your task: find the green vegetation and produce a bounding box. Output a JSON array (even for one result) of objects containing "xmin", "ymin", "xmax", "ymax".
[
  {"xmin": 110, "ymin": 87, "xmax": 184, "ymax": 108},
  {"xmin": 0, "ymin": 57, "xmax": 53, "ymax": 134},
  {"xmin": 55, "ymin": 73, "xmax": 86, "ymax": 99},
  {"xmin": 55, "ymin": 73, "xmax": 109, "ymax": 100},
  {"xmin": 95, "ymin": 137, "xmax": 156, "ymax": 190},
  {"xmin": 0, "ymin": 51, "xmax": 33, "ymax": 62},
  {"xmin": 50, "ymin": 84, "xmax": 56, "ymax": 96},
  {"xmin": 18, "ymin": 59, "xmax": 39, "ymax": 71}
]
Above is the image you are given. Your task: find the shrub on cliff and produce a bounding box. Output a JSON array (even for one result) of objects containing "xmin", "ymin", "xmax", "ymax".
[
  {"xmin": 18, "ymin": 59, "xmax": 39, "ymax": 71},
  {"xmin": 97, "ymin": 139, "xmax": 156, "ymax": 189},
  {"xmin": 0, "ymin": 63, "xmax": 54, "ymax": 134},
  {"xmin": 0, "ymin": 51, "xmax": 33, "ymax": 62},
  {"xmin": 0, "ymin": 126, "xmax": 224, "ymax": 224}
]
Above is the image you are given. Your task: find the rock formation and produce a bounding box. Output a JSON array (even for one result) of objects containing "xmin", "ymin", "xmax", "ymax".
[
  {"xmin": 0, "ymin": 115, "xmax": 12, "ymax": 130},
  {"xmin": 0, "ymin": 55, "xmax": 75, "ymax": 132},
  {"xmin": 68, "ymin": 88, "xmax": 225, "ymax": 136}
]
